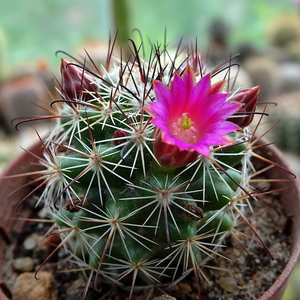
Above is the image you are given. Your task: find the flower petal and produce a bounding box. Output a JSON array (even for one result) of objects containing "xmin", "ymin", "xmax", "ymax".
[{"xmin": 146, "ymin": 67, "xmax": 244, "ymax": 163}]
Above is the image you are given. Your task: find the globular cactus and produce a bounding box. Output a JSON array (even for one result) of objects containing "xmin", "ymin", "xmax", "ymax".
[
  {"xmin": 15, "ymin": 40, "xmax": 271, "ymax": 299},
  {"xmin": 265, "ymin": 92, "xmax": 300, "ymax": 157}
]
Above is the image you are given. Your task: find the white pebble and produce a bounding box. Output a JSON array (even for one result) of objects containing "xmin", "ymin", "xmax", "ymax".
[{"xmin": 13, "ymin": 257, "xmax": 35, "ymax": 272}]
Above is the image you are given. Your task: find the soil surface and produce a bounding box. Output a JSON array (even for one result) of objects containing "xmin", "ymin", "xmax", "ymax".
[{"xmin": 0, "ymin": 184, "xmax": 292, "ymax": 300}]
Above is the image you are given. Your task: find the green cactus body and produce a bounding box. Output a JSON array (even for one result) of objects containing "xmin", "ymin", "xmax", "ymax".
[
  {"xmin": 19, "ymin": 43, "xmax": 267, "ymax": 299},
  {"xmin": 51, "ymin": 89, "xmax": 251, "ymax": 282}
]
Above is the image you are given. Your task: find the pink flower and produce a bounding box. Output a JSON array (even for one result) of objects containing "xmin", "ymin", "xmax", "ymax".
[{"xmin": 145, "ymin": 67, "xmax": 242, "ymax": 166}]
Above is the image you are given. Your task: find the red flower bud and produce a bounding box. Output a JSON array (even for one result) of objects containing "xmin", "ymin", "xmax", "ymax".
[
  {"xmin": 60, "ymin": 59, "xmax": 96, "ymax": 101},
  {"xmin": 112, "ymin": 129, "xmax": 129, "ymax": 146},
  {"xmin": 153, "ymin": 129, "xmax": 199, "ymax": 168},
  {"xmin": 229, "ymin": 86, "xmax": 260, "ymax": 128}
]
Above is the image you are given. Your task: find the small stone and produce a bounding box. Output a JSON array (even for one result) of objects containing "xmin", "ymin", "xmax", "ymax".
[
  {"xmin": 252, "ymin": 274, "xmax": 259, "ymax": 280},
  {"xmin": 23, "ymin": 235, "xmax": 37, "ymax": 250},
  {"xmin": 233, "ymin": 248, "xmax": 240, "ymax": 257},
  {"xmin": 154, "ymin": 294, "xmax": 177, "ymax": 300},
  {"xmin": 12, "ymin": 271, "xmax": 57, "ymax": 300},
  {"xmin": 168, "ymin": 284, "xmax": 179, "ymax": 291},
  {"xmin": 219, "ymin": 276, "xmax": 237, "ymax": 292},
  {"xmin": 238, "ymin": 279, "xmax": 245, "ymax": 286},
  {"xmin": 270, "ymin": 259, "xmax": 277, "ymax": 267},
  {"xmin": 66, "ymin": 276, "xmax": 86, "ymax": 298},
  {"xmin": 38, "ymin": 208, "xmax": 49, "ymax": 218},
  {"xmin": 13, "ymin": 257, "xmax": 35, "ymax": 272},
  {"xmin": 178, "ymin": 282, "xmax": 192, "ymax": 294}
]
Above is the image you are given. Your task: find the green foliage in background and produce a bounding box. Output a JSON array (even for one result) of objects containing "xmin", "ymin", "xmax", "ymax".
[{"xmin": 0, "ymin": 0, "xmax": 296, "ymax": 70}]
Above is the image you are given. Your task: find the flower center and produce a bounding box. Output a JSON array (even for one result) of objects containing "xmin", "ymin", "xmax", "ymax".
[
  {"xmin": 180, "ymin": 115, "xmax": 192, "ymax": 130},
  {"xmin": 171, "ymin": 113, "xmax": 200, "ymax": 144}
]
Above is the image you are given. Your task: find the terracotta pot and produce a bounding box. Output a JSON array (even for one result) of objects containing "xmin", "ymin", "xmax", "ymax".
[
  {"xmin": 0, "ymin": 140, "xmax": 299, "ymax": 300},
  {"xmin": 256, "ymin": 140, "xmax": 300, "ymax": 300},
  {"xmin": 0, "ymin": 142, "xmax": 44, "ymax": 300}
]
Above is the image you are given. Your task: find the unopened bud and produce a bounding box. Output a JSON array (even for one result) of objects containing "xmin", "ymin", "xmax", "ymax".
[
  {"xmin": 113, "ymin": 129, "xmax": 129, "ymax": 146},
  {"xmin": 229, "ymin": 86, "xmax": 260, "ymax": 128},
  {"xmin": 60, "ymin": 59, "xmax": 96, "ymax": 101}
]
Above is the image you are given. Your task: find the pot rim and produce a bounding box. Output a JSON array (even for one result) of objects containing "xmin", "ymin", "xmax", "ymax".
[{"xmin": 257, "ymin": 139, "xmax": 300, "ymax": 300}]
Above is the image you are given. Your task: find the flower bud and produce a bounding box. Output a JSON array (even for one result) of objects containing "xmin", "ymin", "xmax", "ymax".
[
  {"xmin": 60, "ymin": 59, "xmax": 96, "ymax": 101},
  {"xmin": 153, "ymin": 129, "xmax": 199, "ymax": 168},
  {"xmin": 112, "ymin": 129, "xmax": 129, "ymax": 146},
  {"xmin": 229, "ymin": 86, "xmax": 260, "ymax": 128}
]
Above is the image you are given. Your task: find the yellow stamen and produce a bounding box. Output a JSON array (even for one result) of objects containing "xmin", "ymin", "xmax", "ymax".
[{"xmin": 180, "ymin": 115, "xmax": 192, "ymax": 130}]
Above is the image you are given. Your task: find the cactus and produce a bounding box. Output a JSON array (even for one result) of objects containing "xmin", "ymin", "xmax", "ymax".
[
  {"xmin": 264, "ymin": 92, "xmax": 300, "ymax": 157},
  {"xmin": 13, "ymin": 39, "xmax": 283, "ymax": 299}
]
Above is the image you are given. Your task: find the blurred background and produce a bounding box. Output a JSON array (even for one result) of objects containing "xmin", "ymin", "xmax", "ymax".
[{"xmin": 0, "ymin": 0, "xmax": 300, "ymax": 298}]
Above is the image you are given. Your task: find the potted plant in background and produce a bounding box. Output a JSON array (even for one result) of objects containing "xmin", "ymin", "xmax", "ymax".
[{"xmin": 0, "ymin": 37, "xmax": 300, "ymax": 300}]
